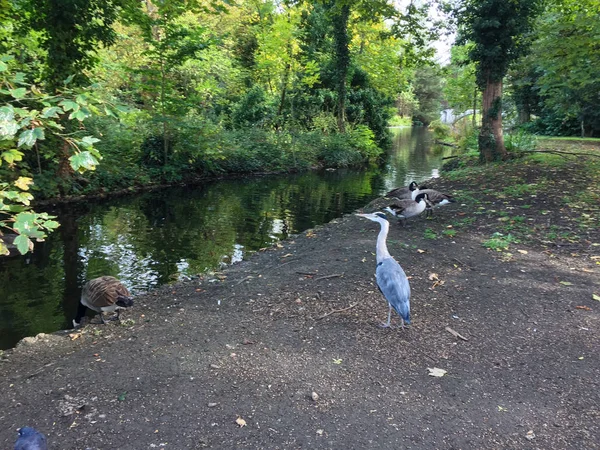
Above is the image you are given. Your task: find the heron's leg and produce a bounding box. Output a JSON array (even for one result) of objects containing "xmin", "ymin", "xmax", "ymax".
[
  {"xmin": 379, "ymin": 304, "xmax": 393, "ymax": 328},
  {"xmin": 100, "ymin": 313, "xmax": 107, "ymax": 325}
]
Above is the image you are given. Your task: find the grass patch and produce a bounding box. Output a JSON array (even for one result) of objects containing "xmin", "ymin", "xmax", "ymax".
[
  {"xmin": 442, "ymin": 229, "xmax": 457, "ymax": 237},
  {"xmin": 482, "ymin": 232, "xmax": 519, "ymax": 251},
  {"xmin": 424, "ymin": 228, "xmax": 438, "ymax": 240}
]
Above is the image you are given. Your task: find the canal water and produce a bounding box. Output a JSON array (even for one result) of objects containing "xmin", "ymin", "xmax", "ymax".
[{"xmin": 0, "ymin": 127, "xmax": 451, "ymax": 349}]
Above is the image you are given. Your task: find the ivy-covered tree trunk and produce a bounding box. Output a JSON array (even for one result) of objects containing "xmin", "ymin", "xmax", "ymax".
[
  {"xmin": 479, "ymin": 76, "xmax": 507, "ymax": 162},
  {"xmin": 331, "ymin": 4, "xmax": 350, "ymax": 133}
]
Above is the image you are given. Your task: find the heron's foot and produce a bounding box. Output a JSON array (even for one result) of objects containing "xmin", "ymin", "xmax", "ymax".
[{"xmin": 378, "ymin": 322, "xmax": 394, "ymax": 329}]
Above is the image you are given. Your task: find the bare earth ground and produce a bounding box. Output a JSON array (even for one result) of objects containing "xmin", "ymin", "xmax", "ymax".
[{"xmin": 0, "ymin": 155, "xmax": 599, "ymax": 450}]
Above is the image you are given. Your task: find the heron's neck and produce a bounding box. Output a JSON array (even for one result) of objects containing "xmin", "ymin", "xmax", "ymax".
[{"xmin": 376, "ymin": 220, "xmax": 392, "ymax": 263}]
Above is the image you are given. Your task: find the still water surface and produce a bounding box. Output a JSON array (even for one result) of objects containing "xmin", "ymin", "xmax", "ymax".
[{"xmin": 0, "ymin": 127, "xmax": 450, "ymax": 349}]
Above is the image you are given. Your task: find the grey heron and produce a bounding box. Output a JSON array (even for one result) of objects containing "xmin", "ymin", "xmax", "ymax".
[
  {"xmin": 73, "ymin": 276, "xmax": 134, "ymax": 327},
  {"xmin": 384, "ymin": 192, "xmax": 434, "ymax": 225},
  {"xmin": 356, "ymin": 212, "xmax": 411, "ymax": 328}
]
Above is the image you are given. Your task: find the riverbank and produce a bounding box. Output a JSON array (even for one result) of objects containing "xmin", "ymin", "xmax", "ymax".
[{"xmin": 0, "ymin": 153, "xmax": 598, "ymax": 449}]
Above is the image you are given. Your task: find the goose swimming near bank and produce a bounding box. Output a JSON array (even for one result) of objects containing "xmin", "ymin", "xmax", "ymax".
[
  {"xmin": 355, "ymin": 212, "xmax": 411, "ymax": 328},
  {"xmin": 384, "ymin": 193, "xmax": 433, "ymax": 225},
  {"xmin": 73, "ymin": 276, "xmax": 134, "ymax": 328}
]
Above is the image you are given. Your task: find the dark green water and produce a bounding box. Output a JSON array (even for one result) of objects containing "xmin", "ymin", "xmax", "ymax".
[{"xmin": 0, "ymin": 127, "xmax": 451, "ymax": 349}]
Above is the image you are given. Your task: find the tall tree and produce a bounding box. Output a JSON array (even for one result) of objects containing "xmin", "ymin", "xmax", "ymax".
[
  {"xmin": 24, "ymin": 0, "xmax": 135, "ymax": 89},
  {"xmin": 455, "ymin": 0, "xmax": 541, "ymax": 162},
  {"xmin": 529, "ymin": 0, "xmax": 600, "ymax": 136}
]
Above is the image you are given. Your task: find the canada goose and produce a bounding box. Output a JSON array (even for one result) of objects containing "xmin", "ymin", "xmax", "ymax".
[
  {"xmin": 411, "ymin": 187, "xmax": 456, "ymax": 215},
  {"xmin": 386, "ymin": 181, "xmax": 419, "ymax": 199},
  {"xmin": 383, "ymin": 193, "xmax": 433, "ymax": 225},
  {"xmin": 355, "ymin": 212, "xmax": 411, "ymax": 328},
  {"xmin": 14, "ymin": 427, "xmax": 47, "ymax": 450},
  {"xmin": 73, "ymin": 276, "xmax": 134, "ymax": 328}
]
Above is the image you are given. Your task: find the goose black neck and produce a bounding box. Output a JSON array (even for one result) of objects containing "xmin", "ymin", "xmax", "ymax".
[{"xmin": 74, "ymin": 302, "xmax": 88, "ymax": 324}]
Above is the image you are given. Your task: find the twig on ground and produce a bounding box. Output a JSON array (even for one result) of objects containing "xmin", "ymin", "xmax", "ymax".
[
  {"xmin": 317, "ymin": 303, "xmax": 358, "ymax": 320},
  {"xmin": 234, "ymin": 276, "xmax": 254, "ymax": 286},
  {"xmin": 314, "ymin": 273, "xmax": 344, "ymax": 281},
  {"xmin": 445, "ymin": 326, "xmax": 469, "ymax": 341}
]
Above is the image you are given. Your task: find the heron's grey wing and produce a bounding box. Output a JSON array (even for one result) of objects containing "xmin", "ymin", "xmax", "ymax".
[{"xmin": 376, "ymin": 258, "xmax": 411, "ymax": 321}]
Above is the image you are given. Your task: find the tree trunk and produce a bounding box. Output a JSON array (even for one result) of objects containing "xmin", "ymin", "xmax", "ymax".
[
  {"xmin": 472, "ymin": 86, "xmax": 477, "ymax": 129},
  {"xmin": 517, "ymin": 107, "xmax": 530, "ymax": 125},
  {"xmin": 479, "ymin": 76, "xmax": 507, "ymax": 162},
  {"xmin": 332, "ymin": 4, "xmax": 350, "ymax": 133},
  {"xmin": 56, "ymin": 139, "xmax": 73, "ymax": 195}
]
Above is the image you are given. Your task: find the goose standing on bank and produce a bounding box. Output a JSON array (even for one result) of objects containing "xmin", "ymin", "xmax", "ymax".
[
  {"xmin": 386, "ymin": 181, "xmax": 420, "ymax": 200},
  {"xmin": 356, "ymin": 212, "xmax": 411, "ymax": 328},
  {"xmin": 73, "ymin": 276, "xmax": 134, "ymax": 327},
  {"xmin": 411, "ymin": 186, "xmax": 456, "ymax": 215},
  {"xmin": 384, "ymin": 192, "xmax": 433, "ymax": 225}
]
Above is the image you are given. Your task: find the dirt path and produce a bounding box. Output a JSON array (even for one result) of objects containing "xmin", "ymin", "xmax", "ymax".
[{"xmin": 0, "ymin": 161, "xmax": 598, "ymax": 449}]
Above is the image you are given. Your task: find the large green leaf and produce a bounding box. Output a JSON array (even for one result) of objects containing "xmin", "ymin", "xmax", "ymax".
[
  {"xmin": 1, "ymin": 149, "xmax": 24, "ymax": 164},
  {"xmin": 0, "ymin": 61, "xmax": 7, "ymax": 72},
  {"xmin": 80, "ymin": 136, "xmax": 101, "ymax": 148},
  {"xmin": 13, "ymin": 212, "xmax": 37, "ymax": 234},
  {"xmin": 41, "ymin": 106, "xmax": 63, "ymax": 118},
  {"xmin": 9, "ymin": 88, "xmax": 27, "ymax": 99},
  {"xmin": 69, "ymin": 151, "xmax": 100, "ymax": 173},
  {"xmin": 59, "ymin": 100, "xmax": 80, "ymax": 112},
  {"xmin": 17, "ymin": 129, "xmax": 38, "ymax": 147},
  {"xmin": 13, "ymin": 234, "xmax": 33, "ymax": 255}
]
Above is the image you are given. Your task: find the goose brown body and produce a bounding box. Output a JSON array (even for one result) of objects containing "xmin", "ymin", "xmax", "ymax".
[
  {"xmin": 81, "ymin": 276, "xmax": 131, "ymax": 311},
  {"xmin": 73, "ymin": 276, "xmax": 134, "ymax": 327}
]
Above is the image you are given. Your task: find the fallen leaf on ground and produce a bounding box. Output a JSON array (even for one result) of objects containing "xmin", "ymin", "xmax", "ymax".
[
  {"xmin": 236, "ymin": 417, "xmax": 247, "ymax": 427},
  {"xmin": 417, "ymin": 249, "xmax": 426, "ymax": 253},
  {"xmin": 559, "ymin": 281, "xmax": 573, "ymax": 286},
  {"xmin": 333, "ymin": 358, "xmax": 342, "ymax": 365},
  {"xmin": 517, "ymin": 249, "xmax": 528, "ymax": 254},
  {"xmin": 427, "ymin": 367, "xmax": 447, "ymax": 377},
  {"xmin": 592, "ymin": 294, "xmax": 600, "ymax": 301},
  {"xmin": 428, "ymin": 273, "xmax": 439, "ymax": 281},
  {"xmin": 281, "ymin": 253, "xmax": 293, "ymax": 258},
  {"xmin": 69, "ymin": 332, "xmax": 82, "ymax": 341},
  {"xmin": 575, "ymin": 306, "xmax": 591, "ymax": 311}
]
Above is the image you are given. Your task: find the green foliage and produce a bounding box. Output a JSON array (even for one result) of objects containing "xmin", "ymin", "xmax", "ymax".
[
  {"xmin": 429, "ymin": 120, "xmax": 451, "ymax": 140},
  {"xmin": 455, "ymin": 0, "xmax": 542, "ymax": 87},
  {"xmin": 411, "ymin": 65, "xmax": 444, "ymax": 126},
  {"xmin": 443, "ymin": 44, "xmax": 477, "ymax": 113},
  {"xmin": 231, "ymin": 86, "xmax": 274, "ymax": 129},
  {"xmin": 0, "ymin": 60, "xmax": 107, "ymax": 253},
  {"xmin": 22, "ymin": 0, "xmax": 132, "ymax": 88},
  {"xmin": 513, "ymin": 0, "xmax": 600, "ymax": 137},
  {"xmin": 504, "ymin": 131, "xmax": 537, "ymax": 154}
]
